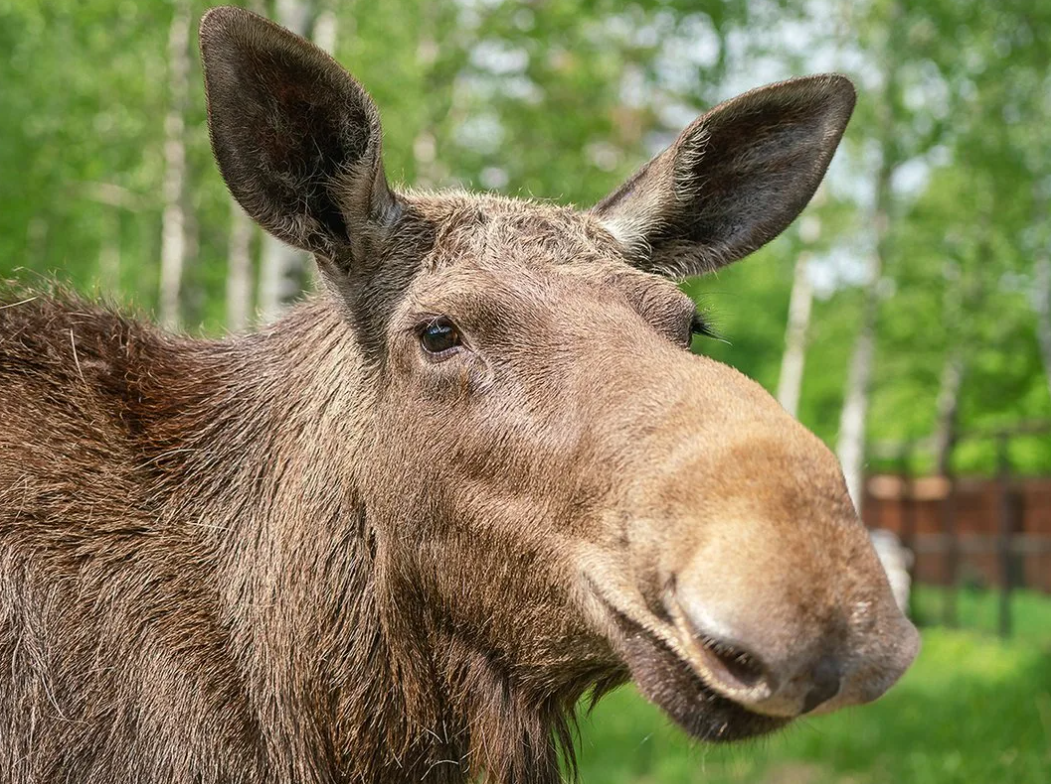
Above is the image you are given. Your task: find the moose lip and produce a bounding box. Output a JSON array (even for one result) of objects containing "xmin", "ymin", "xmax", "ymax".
[{"xmin": 599, "ymin": 599, "xmax": 788, "ymax": 742}]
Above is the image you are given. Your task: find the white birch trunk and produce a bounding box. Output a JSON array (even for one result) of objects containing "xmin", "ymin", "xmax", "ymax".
[
  {"xmin": 258, "ymin": 240, "xmax": 303, "ymax": 324},
  {"xmin": 837, "ymin": 180, "xmax": 890, "ymax": 510},
  {"xmin": 836, "ymin": 279, "xmax": 878, "ymax": 510},
  {"xmin": 158, "ymin": 1, "xmax": 191, "ymax": 330},
  {"xmin": 258, "ymin": 0, "xmax": 316, "ymax": 324},
  {"xmin": 777, "ymin": 194, "xmax": 824, "ymax": 418},
  {"xmin": 777, "ymin": 242, "xmax": 815, "ymax": 418},
  {"xmin": 1035, "ymin": 255, "xmax": 1051, "ymax": 401},
  {"xmin": 836, "ymin": 19, "xmax": 899, "ymax": 512},
  {"xmin": 931, "ymin": 347, "xmax": 965, "ymax": 476},
  {"xmin": 226, "ymin": 203, "xmax": 254, "ymax": 332}
]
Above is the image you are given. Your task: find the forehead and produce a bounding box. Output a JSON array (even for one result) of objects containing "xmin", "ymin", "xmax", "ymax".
[
  {"xmin": 411, "ymin": 194, "xmax": 677, "ymax": 297},
  {"xmin": 423, "ymin": 194, "xmax": 619, "ymax": 265},
  {"xmin": 393, "ymin": 194, "xmax": 696, "ymax": 346}
]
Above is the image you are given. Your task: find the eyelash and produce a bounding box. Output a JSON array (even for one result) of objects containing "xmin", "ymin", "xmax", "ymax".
[
  {"xmin": 688, "ymin": 312, "xmax": 728, "ymax": 347},
  {"xmin": 690, "ymin": 313, "xmax": 716, "ymax": 339}
]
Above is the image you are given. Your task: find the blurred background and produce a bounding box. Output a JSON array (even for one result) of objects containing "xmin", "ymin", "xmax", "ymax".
[{"xmin": 2, "ymin": 0, "xmax": 1050, "ymax": 781}]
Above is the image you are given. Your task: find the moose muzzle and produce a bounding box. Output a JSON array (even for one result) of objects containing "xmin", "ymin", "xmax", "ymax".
[{"xmin": 582, "ymin": 362, "xmax": 920, "ymax": 739}]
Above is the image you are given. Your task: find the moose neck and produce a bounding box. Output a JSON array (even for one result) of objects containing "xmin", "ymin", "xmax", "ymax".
[{"xmin": 151, "ymin": 296, "xmax": 577, "ymax": 783}]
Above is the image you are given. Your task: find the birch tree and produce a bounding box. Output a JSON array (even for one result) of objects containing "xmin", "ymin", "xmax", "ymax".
[
  {"xmin": 1032, "ymin": 189, "xmax": 1051, "ymax": 399},
  {"xmin": 158, "ymin": 0, "xmax": 191, "ymax": 330},
  {"xmin": 257, "ymin": 0, "xmax": 323, "ymax": 323},
  {"xmin": 1036, "ymin": 256, "xmax": 1051, "ymax": 399},
  {"xmin": 835, "ymin": 0, "xmax": 904, "ymax": 509},
  {"xmin": 776, "ymin": 212, "xmax": 822, "ymax": 418},
  {"xmin": 930, "ymin": 349, "xmax": 965, "ymax": 474},
  {"xmin": 226, "ymin": 203, "xmax": 254, "ymax": 332},
  {"xmin": 836, "ymin": 146, "xmax": 897, "ymax": 506},
  {"xmin": 930, "ymin": 261, "xmax": 967, "ymax": 474}
]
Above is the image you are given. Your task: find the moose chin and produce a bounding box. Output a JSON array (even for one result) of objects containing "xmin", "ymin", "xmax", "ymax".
[{"xmin": 0, "ymin": 6, "xmax": 918, "ymax": 784}]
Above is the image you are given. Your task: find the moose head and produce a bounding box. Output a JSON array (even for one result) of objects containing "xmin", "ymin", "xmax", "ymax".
[{"xmin": 196, "ymin": 6, "xmax": 918, "ymax": 778}]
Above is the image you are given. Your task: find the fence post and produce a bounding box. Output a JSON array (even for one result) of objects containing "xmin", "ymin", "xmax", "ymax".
[
  {"xmin": 997, "ymin": 432, "xmax": 1016, "ymax": 639},
  {"xmin": 899, "ymin": 442, "xmax": 918, "ymax": 619},
  {"xmin": 942, "ymin": 431, "xmax": 959, "ymax": 627}
]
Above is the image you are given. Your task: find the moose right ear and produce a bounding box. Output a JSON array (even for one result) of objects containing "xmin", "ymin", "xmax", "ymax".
[
  {"xmin": 199, "ymin": 6, "xmax": 396, "ymax": 267},
  {"xmin": 592, "ymin": 75, "xmax": 855, "ymax": 279}
]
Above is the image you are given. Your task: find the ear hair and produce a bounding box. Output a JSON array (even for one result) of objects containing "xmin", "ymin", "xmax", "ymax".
[
  {"xmin": 200, "ymin": 6, "xmax": 396, "ymax": 267},
  {"xmin": 593, "ymin": 74, "xmax": 856, "ymax": 279}
]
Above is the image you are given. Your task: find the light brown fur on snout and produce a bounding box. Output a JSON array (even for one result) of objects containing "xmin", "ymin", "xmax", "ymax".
[{"xmin": 0, "ymin": 6, "xmax": 917, "ymax": 784}]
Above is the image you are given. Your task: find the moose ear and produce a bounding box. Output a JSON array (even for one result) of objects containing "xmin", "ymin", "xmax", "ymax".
[
  {"xmin": 592, "ymin": 75, "xmax": 855, "ymax": 278},
  {"xmin": 199, "ymin": 6, "xmax": 396, "ymax": 265}
]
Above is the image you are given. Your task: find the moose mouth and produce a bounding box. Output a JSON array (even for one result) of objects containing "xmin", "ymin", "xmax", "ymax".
[{"xmin": 601, "ymin": 602, "xmax": 789, "ymax": 742}]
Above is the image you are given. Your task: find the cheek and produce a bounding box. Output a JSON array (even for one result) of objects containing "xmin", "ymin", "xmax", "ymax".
[
  {"xmin": 371, "ymin": 354, "xmax": 619, "ymax": 550},
  {"xmin": 387, "ymin": 328, "xmax": 492, "ymax": 393},
  {"xmin": 411, "ymin": 517, "xmax": 604, "ymax": 664}
]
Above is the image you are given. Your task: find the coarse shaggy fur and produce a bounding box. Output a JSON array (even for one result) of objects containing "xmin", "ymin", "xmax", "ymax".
[{"xmin": 0, "ymin": 280, "xmax": 623, "ymax": 783}]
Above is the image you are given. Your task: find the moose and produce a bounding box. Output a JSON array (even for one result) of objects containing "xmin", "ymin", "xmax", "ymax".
[{"xmin": 0, "ymin": 7, "xmax": 918, "ymax": 784}]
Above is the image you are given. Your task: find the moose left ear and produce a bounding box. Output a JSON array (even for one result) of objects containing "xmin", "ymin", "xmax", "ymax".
[
  {"xmin": 199, "ymin": 6, "xmax": 396, "ymax": 266},
  {"xmin": 592, "ymin": 75, "xmax": 855, "ymax": 278}
]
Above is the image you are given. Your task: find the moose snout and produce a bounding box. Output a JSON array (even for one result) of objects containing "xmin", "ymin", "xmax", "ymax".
[
  {"xmin": 666, "ymin": 534, "xmax": 921, "ymax": 719},
  {"xmin": 671, "ymin": 590, "xmax": 919, "ymax": 718}
]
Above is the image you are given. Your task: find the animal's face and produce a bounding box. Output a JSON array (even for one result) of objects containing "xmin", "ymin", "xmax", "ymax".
[{"xmin": 200, "ymin": 7, "xmax": 918, "ymax": 743}]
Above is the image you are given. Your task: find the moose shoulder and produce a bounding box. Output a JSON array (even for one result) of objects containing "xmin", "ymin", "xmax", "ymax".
[{"xmin": 0, "ymin": 7, "xmax": 918, "ymax": 784}]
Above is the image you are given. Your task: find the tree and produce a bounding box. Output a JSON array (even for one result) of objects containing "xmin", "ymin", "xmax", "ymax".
[
  {"xmin": 226, "ymin": 203, "xmax": 254, "ymax": 332},
  {"xmin": 776, "ymin": 212, "xmax": 822, "ymax": 417},
  {"xmin": 158, "ymin": 0, "xmax": 192, "ymax": 330},
  {"xmin": 1036, "ymin": 255, "xmax": 1051, "ymax": 400}
]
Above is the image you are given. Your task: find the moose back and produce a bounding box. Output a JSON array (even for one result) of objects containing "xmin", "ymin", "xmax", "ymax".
[{"xmin": 0, "ymin": 7, "xmax": 918, "ymax": 784}]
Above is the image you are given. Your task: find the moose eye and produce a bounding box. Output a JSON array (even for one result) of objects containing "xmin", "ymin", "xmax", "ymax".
[
  {"xmin": 419, "ymin": 317, "xmax": 462, "ymax": 357},
  {"xmin": 681, "ymin": 311, "xmax": 723, "ymax": 350},
  {"xmin": 690, "ymin": 313, "xmax": 717, "ymax": 340}
]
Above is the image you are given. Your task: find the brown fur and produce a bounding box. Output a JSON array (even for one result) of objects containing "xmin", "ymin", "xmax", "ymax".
[
  {"xmin": 0, "ymin": 8, "xmax": 918, "ymax": 784},
  {"xmin": 0, "ymin": 272, "xmax": 593, "ymax": 783}
]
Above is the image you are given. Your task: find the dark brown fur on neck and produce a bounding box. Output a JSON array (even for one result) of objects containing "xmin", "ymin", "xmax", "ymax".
[{"xmin": 0, "ymin": 289, "xmax": 612, "ymax": 782}]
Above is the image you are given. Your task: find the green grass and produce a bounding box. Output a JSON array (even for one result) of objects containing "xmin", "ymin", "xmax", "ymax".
[
  {"xmin": 575, "ymin": 589, "xmax": 1051, "ymax": 783},
  {"xmin": 910, "ymin": 586, "xmax": 1051, "ymax": 642}
]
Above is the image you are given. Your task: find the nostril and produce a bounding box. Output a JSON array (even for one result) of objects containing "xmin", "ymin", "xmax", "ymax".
[
  {"xmin": 700, "ymin": 636, "xmax": 767, "ymax": 689},
  {"xmin": 801, "ymin": 657, "xmax": 841, "ymax": 714},
  {"xmin": 674, "ymin": 598, "xmax": 775, "ymax": 696}
]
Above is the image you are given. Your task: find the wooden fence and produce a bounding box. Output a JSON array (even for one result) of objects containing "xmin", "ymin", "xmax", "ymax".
[{"xmin": 862, "ymin": 421, "xmax": 1051, "ymax": 637}]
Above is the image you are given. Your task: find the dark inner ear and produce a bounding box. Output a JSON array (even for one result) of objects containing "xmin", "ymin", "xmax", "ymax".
[
  {"xmin": 665, "ymin": 96, "xmax": 838, "ymax": 253},
  {"xmin": 244, "ymin": 54, "xmax": 361, "ymax": 243},
  {"xmin": 201, "ymin": 7, "xmax": 389, "ymax": 256},
  {"xmin": 593, "ymin": 75, "xmax": 855, "ymax": 278}
]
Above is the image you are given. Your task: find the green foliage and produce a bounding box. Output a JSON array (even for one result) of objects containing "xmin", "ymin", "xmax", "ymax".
[{"xmin": 0, "ymin": 0, "xmax": 1048, "ymax": 472}]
